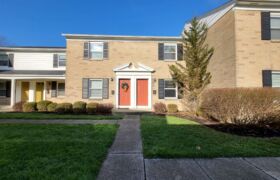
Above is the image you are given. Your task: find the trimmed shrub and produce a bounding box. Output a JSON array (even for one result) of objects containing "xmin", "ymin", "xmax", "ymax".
[
  {"xmin": 55, "ymin": 103, "xmax": 73, "ymax": 114},
  {"xmin": 167, "ymin": 104, "xmax": 178, "ymax": 113},
  {"xmin": 153, "ymin": 102, "xmax": 167, "ymax": 114},
  {"xmin": 96, "ymin": 103, "xmax": 114, "ymax": 114},
  {"xmin": 13, "ymin": 101, "xmax": 25, "ymax": 112},
  {"xmin": 73, "ymin": 101, "xmax": 87, "ymax": 114},
  {"xmin": 87, "ymin": 102, "xmax": 99, "ymax": 114},
  {"xmin": 37, "ymin": 100, "xmax": 52, "ymax": 112},
  {"xmin": 23, "ymin": 102, "xmax": 37, "ymax": 112},
  {"xmin": 200, "ymin": 88, "xmax": 280, "ymax": 125},
  {"xmin": 47, "ymin": 103, "xmax": 57, "ymax": 112}
]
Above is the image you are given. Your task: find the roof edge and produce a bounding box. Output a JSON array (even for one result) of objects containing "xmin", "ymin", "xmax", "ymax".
[
  {"xmin": 62, "ymin": 34, "xmax": 182, "ymax": 41},
  {"xmin": 0, "ymin": 46, "xmax": 66, "ymax": 52}
]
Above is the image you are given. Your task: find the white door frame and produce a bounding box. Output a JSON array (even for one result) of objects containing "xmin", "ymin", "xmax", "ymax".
[{"xmin": 115, "ymin": 72, "xmax": 152, "ymax": 110}]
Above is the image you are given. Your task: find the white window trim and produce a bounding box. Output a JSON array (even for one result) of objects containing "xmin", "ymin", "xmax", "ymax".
[
  {"xmin": 164, "ymin": 79, "xmax": 178, "ymax": 99},
  {"xmin": 57, "ymin": 82, "xmax": 65, "ymax": 97},
  {"xmin": 163, "ymin": 43, "xmax": 177, "ymax": 61},
  {"xmin": 58, "ymin": 54, "xmax": 66, "ymax": 67},
  {"xmin": 0, "ymin": 54, "xmax": 9, "ymax": 67},
  {"xmin": 90, "ymin": 42, "xmax": 104, "ymax": 60},
  {"xmin": 89, "ymin": 79, "xmax": 103, "ymax": 99},
  {"xmin": 271, "ymin": 71, "xmax": 280, "ymax": 88}
]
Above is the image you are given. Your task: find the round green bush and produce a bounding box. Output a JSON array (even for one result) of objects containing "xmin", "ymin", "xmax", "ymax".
[
  {"xmin": 37, "ymin": 100, "xmax": 52, "ymax": 112},
  {"xmin": 47, "ymin": 103, "xmax": 57, "ymax": 112},
  {"xmin": 23, "ymin": 102, "xmax": 37, "ymax": 112},
  {"xmin": 73, "ymin": 101, "xmax": 87, "ymax": 114},
  {"xmin": 55, "ymin": 103, "xmax": 73, "ymax": 114},
  {"xmin": 167, "ymin": 104, "xmax": 178, "ymax": 113},
  {"xmin": 96, "ymin": 103, "xmax": 114, "ymax": 114},
  {"xmin": 87, "ymin": 102, "xmax": 99, "ymax": 114}
]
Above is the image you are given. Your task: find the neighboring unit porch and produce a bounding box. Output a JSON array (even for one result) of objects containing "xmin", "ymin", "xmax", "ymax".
[{"xmin": 0, "ymin": 70, "xmax": 65, "ymax": 107}]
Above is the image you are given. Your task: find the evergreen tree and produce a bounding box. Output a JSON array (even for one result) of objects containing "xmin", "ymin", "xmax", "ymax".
[{"xmin": 169, "ymin": 18, "xmax": 214, "ymax": 113}]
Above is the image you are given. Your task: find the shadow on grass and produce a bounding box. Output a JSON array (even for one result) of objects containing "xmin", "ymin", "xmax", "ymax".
[{"xmin": 141, "ymin": 114, "xmax": 280, "ymax": 158}]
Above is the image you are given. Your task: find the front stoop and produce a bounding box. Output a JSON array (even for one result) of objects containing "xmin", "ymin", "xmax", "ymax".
[{"xmin": 97, "ymin": 115, "xmax": 145, "ymax": 180}]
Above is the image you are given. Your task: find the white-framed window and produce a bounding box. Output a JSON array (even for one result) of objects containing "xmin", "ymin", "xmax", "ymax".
[
  {"xmin": 164, "ymin": 80, "xmax": 178, "ymax": 99},
  {"xmin": 58, "ymin": 54, "xmax": 66, "ymax": 67},
  {"xmin": 0, "ymin": 81, "xmax": 6, "ymax": 97},
  {"xmin": 89, "ymin": 79, "xmax": 103, "ymax": 99},
  {"xmin": 164, "ymin": 43, "xmax": 177, "ymax": 60},
  {"xmin": 272, "ymin": 71, "xmax": 280, "ymax": 88},
  {"xmin": 0, "ymin": 54, "xmax": 9, "ymax": 66},
  {"xmin": 90, "ymin": 42, "xmax": 104, "ymax": 60},
  {"xmin": 57, "ymin": 82, "xmax": 65, "ymax": 96},
  {"xmin": 271, "ymin": 14, "xmax": 280, "ymax": 39}
]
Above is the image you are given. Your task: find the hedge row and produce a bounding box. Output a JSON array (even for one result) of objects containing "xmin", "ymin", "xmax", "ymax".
[
  {"xmin": 13, "ymin": 101, "xmax": 114, "ymax": 114},
  {"xmin": 153, "ymin": 102, "xmax": 178, "ymax": 114}
]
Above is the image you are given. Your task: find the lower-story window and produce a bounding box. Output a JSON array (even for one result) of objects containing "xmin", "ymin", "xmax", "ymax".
[
  {"xmin": 57, "ymin": 82, "xmax": 65, "ymax": 96},
  {"xmin": 164, "ymin": 80, "xmax": 177, "ymax": 99},
  {"xmin": 0, "ymin": 81, "xmax": 6, "ymax": 97},
  {"xmin": 89, "ymin": 79, "xmax": 103, "ymax": 99},
  {"xmin": 272, "ymin": 72, "xmax": 280, "ymax": 87}
]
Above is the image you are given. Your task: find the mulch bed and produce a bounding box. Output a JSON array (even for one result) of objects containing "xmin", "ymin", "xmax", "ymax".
[{"xmin": 173, "ymin": 112, "xmax": 280, "ymax": 138}]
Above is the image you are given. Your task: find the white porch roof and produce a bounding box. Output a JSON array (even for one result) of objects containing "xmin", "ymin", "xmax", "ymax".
[{"xmin": 113, "ymin": 63, "xmax": 154, "ymax": 72}]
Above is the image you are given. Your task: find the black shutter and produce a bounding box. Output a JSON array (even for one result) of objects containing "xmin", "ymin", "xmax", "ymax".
[
  {"xmin": 103, "ymin": 42, "xmax": 109, "ymax": 59},
  {"xmin": 6, "ymin": 81, "xmax": 11, "ymax": 97},
  {"xmin": 102, "ymin": 78, "xmax": 109, "ymax": 99},
  {"xmin": 158, "ymin": 43, "xmax": 164, "ymax": 60},
  {"xmin": 53, "ymin": 54, "xmax": 58, "ymax": 68},
  {"xmin": 262, "ymin": 70, "xmax": 272, "ymax": 87},
  {"xmin": 178, "ymin": 85, "xmax": 183, "ymax": 99},
  {"xmin": 177, "ymin": 44, "xmax": 183, "ymax": 61},
  {"xmin": 82, "ymin": 78, "xmax": 89, "ymax": 99},
  {"xmin": 51, "ymin": 81, "xmax": 57, "ymax": 97},
  {"xmin": 261, "ymin": 12, "xmax": 271, "ymax": 40},
  {"xmin": 158, "ymin": 79, "xmax": 165, "ymax": 99},
  {"xmin": 84, "ymin": 42, "xmax": 90, "ymax": 59},
  {"xmin": 8, "ymin": 54, "xmax": 14, "ymax": 67}
]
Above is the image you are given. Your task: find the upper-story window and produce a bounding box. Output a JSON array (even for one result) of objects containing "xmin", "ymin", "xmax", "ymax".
[
  {"xmin": 58, "ymin": 55, "xmax": 66, "ymax": 67},
  {"xmin": 270, "ymin": 14, "xmax": 280, "ymax": 39},
  {"xmin": 164, "ymin": 43, "xmax": 177, "ymax": 60},
  {"xmin": 0, "ymin": 54, "xmax": 9, "ymax": 66},
  {"xmin": 90, "ymin": 42, "xmax": 104, "ymax": 60}
]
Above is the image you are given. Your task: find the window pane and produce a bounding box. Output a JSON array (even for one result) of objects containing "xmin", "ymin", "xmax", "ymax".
[
  {"xmin": 0, "ymin": 61, "xmax": 9, "ymax": 66},
  {"xmin": 165, "ymin": 89, "xmax": 176, "ymax": 98},
  {"xmin": 91, "ymin": 43, "xmax": 103, "ymax": 52},
  {"xmin": 0, "ymin": 82, "xmax": 6, "ymax": 90},
  {"xmin": 165, "ymin": 80, "xmax": 176, "ymax": 88},
  {"xmin": 58, "ymin": 60, "xmax": 66, "ymax": 66},
  {"xmin": 272, "ymin": 73, "xmax": 280, "ymax": 87},
  {"xmin": 271, "ymin": 29, "xmax": 280, "ymax": 39},
  {"xmin": 271, "ymin": 17, "xmax": 280, "ymax": 28},
  {"xmin": 0, "ymin": 54, "xmax": 8, "ymax": 61},
  {"xmin": 91, "ymin": 80, "xmax": 102, "ymax": 89},
  {"xmin": 91, "ymin": 52, "xmax": 103, "ymax": 59},
  {"xmin": 90, "ymin": 89, "xmax": 102, "ymax": 98},
  {"xmin": 164, "ymin": 45, "xmax": 176, "ymax": 53},
  {"xmin": 164, "ymin": 53, "xmax": 176, "ymax": 60},
  {"xmin": 58, "ymin": 55, "xmax": 66, "ymax": 60},
  {"xmin": 58, "ymin": 83, "xmax": 65, "ymax": 96}
]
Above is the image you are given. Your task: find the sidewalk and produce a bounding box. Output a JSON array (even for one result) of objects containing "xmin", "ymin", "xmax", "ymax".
[
  {"xmin": 0, "ymin": 119, "xmax": 119, "ymax": 125},
  {"xmin": 97, "ymin": 115, "xmax": 280, "ymax": 180}
]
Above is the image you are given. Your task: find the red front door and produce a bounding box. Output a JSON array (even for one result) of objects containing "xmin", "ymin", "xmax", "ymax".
[
  {"xmin": 119, "ymin": 79, "xmax": 131, "ymax": 106},
  {"xmin": 137, "ymin": 79, "xmax": 148, "ymax": 106}
]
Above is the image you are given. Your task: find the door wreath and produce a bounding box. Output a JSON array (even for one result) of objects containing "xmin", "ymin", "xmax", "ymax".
[{"xmin": 121, "ymin": 82, "xmax": 129, "ymax": 91}]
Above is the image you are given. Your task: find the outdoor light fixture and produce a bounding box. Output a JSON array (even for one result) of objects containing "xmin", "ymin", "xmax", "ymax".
[
  {"xmin": 111, "ymin": 78, "xmax": 114, "ymax": 82},
  {"xmin": 153, "ymin": 78, "xmax": 157, "ymax": 83}
]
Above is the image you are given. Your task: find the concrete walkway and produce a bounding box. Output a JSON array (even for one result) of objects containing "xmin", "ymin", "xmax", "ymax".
[
  {"xmin": 0, "ymin": 119, "xmax": 119, "ymax": 124},
  {"xmin": 96, "ymin": 114, "xmax": 280, "ymax": 180},
  {"xmin": 97, "ymin": 115, "xmax": 144, "ymax": 180}
]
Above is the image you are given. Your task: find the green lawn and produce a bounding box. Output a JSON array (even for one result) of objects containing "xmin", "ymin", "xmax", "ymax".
[
  {"xmin": 0, "ymin": 124, "xmax": 118, "ymax": 179},
  {"xmin": 141, "ymin": 115, "xmax": 280, "ymax": 158},
  {"xmin": 0, "ymin": 112, "xmax": 123, "ymax": 120}
]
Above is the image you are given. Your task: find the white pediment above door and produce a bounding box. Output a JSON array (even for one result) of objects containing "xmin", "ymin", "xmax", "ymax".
[{"xmin": 113, "ymin": 63, "xmax": 154, "ymax": 72}]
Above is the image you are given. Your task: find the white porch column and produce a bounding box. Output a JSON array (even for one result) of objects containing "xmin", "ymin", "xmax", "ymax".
[{"xmin": 10, "ymin": 79, "xmax": 16, "ymax": 107}]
